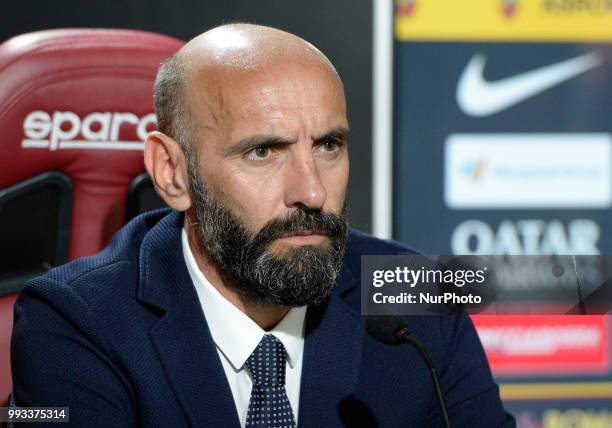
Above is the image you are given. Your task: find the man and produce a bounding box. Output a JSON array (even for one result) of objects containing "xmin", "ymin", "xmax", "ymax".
[{"xmin": 11, "ymin": 24, "xmax": 514, "ymax": 427}]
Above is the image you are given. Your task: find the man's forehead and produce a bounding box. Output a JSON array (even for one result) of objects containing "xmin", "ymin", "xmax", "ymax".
[
  {"xmin": 210, "ymin": 61, "xmax": 341, "ymax": 104},
  {"xmin": 192, "ymin": 66, "xmax": 346, "ymax": 135},
  {"xmin": 174, "ymin": 24, "xmax": 346, "ymax": 139}
]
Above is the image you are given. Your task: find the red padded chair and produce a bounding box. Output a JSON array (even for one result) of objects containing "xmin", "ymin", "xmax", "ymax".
[{"xmin": 0, "ymin": 29, "xmax": 183, "ymax": 405}]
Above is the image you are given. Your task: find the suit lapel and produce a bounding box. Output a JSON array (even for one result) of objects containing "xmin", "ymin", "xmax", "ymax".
[
  {"xmin": 148, "ymin": 291, "xmax": 241, "ymax": 428},
  {"xmin": 138, "ymin": 211, "xmax": 240, "ymax": 428},
  {"xmin": 298, "ymin": 264, "xmax": 364, "ymax": 426}
]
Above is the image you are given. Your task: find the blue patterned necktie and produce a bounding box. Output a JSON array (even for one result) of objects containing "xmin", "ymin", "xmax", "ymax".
[{"xmin": 245, "ymin": 334, "xmax": 297, "ymax": 428}]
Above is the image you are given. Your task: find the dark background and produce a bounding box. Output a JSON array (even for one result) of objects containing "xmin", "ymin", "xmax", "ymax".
[{"xmin": 0, "ymin": 0, "xmax": 374, "ymax": 233}]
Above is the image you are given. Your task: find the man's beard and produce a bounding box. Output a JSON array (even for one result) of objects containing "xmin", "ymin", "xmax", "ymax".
[{"xmin": 185, "ymin": 151, "xmax": 348, "ymax": 307}]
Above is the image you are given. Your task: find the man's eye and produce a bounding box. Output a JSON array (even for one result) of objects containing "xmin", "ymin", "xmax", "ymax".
[
  {"xmin": 246, "ymin": 146, "xmax": 271, "ymax": 160},
  {"xmin": 254, "ymin": 146, "xmax": 269, "ymax": 157},
  {"xmin": 320, "ymin": 140, "xmax": 342, "ymax": 153}
]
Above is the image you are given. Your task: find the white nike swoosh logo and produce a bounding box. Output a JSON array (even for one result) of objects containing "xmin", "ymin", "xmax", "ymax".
[{"xmin": 456, "ymin": 52, "xmax": 603, "ymax": 117}]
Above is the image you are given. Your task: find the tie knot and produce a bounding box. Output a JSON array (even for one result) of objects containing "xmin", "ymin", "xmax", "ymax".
[{"xmin": 246, "ymin": 334, "xmax": 287, "ymax": 387}]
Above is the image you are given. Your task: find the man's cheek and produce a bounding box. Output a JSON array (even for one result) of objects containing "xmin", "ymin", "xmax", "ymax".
[
  {"xmin": 223, "ymin": 193, "xmax": 277, "ymax": 234},
  {"xmin": 213, "ymin": 192, "xmax": 264, "ymax": 235},
  {"xmin": 323, "ymin": 178, "xmax": 348, "ymax": 212}
]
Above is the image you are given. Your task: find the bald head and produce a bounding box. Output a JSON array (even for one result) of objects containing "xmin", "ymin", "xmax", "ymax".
[
  {"xmin": 154, "ymin": 23, "xmax": 343, "ymax": 151},
  {"xmin": 146, "ymin": 23, "xmax": 350, "ymax": 299},
  {"xmin": 181, "ymin": 23, "xmax": 337, "ymax": 72}
]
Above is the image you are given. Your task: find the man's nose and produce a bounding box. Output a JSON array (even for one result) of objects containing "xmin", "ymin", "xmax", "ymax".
[{"xmin": 283, "ymin": 149, "xmax": 327, "ymax": 210}]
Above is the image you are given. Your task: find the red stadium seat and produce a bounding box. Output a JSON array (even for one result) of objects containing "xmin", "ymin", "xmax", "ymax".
[{"xmin": 0, "ymin": 28, "xmax": 183, "ymax": 405}]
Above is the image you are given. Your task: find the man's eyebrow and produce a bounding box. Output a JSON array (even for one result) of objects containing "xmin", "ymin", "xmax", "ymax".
[
  {"xmin": 313, "ymin": 127, "xmax": 350, "ymax": 143},
  {"xmin": 224, "ymin": 126, "xmax": 350, "ymax": 157},
  {"xmin": 224, "ymin": 135, "xmax": 297, "ymax": 156}
]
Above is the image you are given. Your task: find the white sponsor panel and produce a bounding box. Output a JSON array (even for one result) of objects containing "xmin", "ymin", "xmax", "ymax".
[
  {"xmin": 445, "ymin": 133, "xmax": 612, "ymax": 209},
  {"xmin": 21, "ymin": 110, "xmax": 156, "ymax": 151}
]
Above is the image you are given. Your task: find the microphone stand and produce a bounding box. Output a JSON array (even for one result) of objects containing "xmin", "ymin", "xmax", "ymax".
[{"xmin": 395, "ymin": 326, "xmax": 452, "ymax": 428}]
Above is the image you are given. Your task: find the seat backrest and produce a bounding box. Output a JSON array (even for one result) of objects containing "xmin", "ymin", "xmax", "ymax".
[{"xmin": 0, "ymin": 28, "xmax": 183, "ymax": 405}]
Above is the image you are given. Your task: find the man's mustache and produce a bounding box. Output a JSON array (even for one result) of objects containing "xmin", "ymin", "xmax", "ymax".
[{"xmin": 250, "ymin": 209, "xmax": 347, "ymax": 248}]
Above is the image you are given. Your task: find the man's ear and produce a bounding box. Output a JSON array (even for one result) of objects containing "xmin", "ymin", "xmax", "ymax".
[{"xmin": 144, "ymin": 131, "xmax": 192, "ymax": 211}]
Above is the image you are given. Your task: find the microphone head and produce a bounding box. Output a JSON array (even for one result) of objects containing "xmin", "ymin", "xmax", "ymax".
[{"xmin": 365, "ymin": 315, "xmax": 410, "ymax": 345}]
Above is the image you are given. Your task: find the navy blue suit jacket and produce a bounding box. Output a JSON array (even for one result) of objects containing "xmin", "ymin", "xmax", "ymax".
[{"xmin": 11, "ymin": 209, "xmax": 514, "ymax": 427}]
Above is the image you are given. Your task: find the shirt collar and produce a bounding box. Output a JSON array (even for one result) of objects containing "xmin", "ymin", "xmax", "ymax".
[{"xmin": 181, "ymin": 226, "xmax": 306, "ymax": 372}]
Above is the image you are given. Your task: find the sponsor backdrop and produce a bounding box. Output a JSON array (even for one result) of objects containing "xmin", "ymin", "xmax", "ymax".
[{"xmin": 393, "ymin": 0, "xmax": 612, "ymax": 425}]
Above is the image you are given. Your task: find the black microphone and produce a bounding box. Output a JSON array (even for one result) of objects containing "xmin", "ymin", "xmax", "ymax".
[{"xmin": 365, "ymin": 316, "xmax": 452, "ymax": 428}]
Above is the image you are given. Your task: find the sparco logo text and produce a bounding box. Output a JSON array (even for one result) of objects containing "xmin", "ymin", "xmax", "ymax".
[{"xmin": 21, "ymin": 111, "xmax": 156, "ymax": 151}]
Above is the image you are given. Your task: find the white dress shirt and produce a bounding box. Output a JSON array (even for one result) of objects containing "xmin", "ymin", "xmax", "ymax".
[{"xmin": 181, "ymin": 227, "xmax": 306, "ymax": 427}]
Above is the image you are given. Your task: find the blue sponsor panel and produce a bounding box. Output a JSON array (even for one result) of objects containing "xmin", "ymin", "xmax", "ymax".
[
  {"xmin": 394, "ymin": 42, "xmax": 612, "ymax": 256},
  {"xmin": 393, "ymin": 40, "xmax": 612, "ymax": 423}
]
